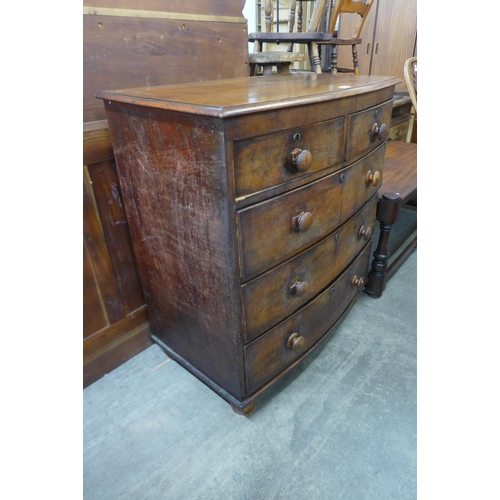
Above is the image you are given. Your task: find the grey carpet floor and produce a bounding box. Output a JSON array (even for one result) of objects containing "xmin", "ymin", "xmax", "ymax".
[{"xmin": 84, "ymin": 250, "xmax": 417, "ymax": 500}]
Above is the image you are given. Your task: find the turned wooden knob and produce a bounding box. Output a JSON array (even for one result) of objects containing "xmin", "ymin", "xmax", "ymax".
[
  {"xmin": 289, "ymin": 148, "xmax": 312, "ymax": 172},
  {"xmin": 290, "ymin": 280, "xmax": 309, "ymax": 297},
  {"xmin": 371, "ymin": 122, "xmax": 388, "ymax": 141},
  {"xmin": 287, "ymin": 332, "xmax": 305, "ymax": 351},
  {"xmin": 292, "ymin": 211, "xmax": 313, "ymax": 231},
  {"xmin": 358, "ymin": 225, "xmax": 372, "ymax": 241},
  {"xmin": 352, "ymin": 275, "xmax": 365, "ymax": 290},
  {"xmin": 365, "ymin": 170, "xmax": 381, "ymax": 186}
]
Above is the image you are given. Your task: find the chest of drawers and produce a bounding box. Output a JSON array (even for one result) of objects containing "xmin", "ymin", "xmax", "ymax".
[{"xmin": 98, "ymin": 73, "xmax": 399, "ymax": 414}]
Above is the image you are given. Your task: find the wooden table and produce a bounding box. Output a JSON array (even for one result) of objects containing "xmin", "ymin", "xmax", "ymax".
[{"xmin": 365, "ymin": 140, "xmax": 417, "ymax": 298}]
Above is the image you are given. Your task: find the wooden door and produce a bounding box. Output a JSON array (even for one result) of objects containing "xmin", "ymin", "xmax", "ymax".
[{"xmin": 370, "ymin": 0, "xmax": 417, "ymax": 91}]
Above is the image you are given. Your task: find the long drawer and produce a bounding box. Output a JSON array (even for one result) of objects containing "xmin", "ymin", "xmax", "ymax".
[
  {"xmin": 233, "ymin": 117, "xmax": 345, "ymax": 197},
  {"xmin": 242, "ymin": 195, "xmax": 377, "ymax": 342},
  {"xmin": 244, "ymin": 242, "xmax": 372, "ymax": 395},
  {"xmin": 238, "ymin": 143, "xmax": 384, "ymax": 280}
]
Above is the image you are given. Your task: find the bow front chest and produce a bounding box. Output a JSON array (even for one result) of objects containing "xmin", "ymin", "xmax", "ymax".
[{"xmin": 98, "ymin": 73, "xmax": 399, "ymax": 413}]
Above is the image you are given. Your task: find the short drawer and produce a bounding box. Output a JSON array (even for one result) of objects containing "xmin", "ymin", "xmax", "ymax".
[
  {"xmin": 242, "ymin": 195, "xmax": 377, "ymax": 342},
  {"xmin": 234, "ymin": 118, "xmax": 345, "ymax": 197},
  {"xmin": 346, "ymin": 100, "xmax": 393, "ymax": 161},
  {"xmin": 388, "ymin": 117, "xmax": 409, "ymax": 142},
  {"xmin": 244, "ymin": 242, "xmax": 372, "ymax": 395},
  {"xmin": 238, "ymin": 144, "xmax": 384, "ymax": 280}
]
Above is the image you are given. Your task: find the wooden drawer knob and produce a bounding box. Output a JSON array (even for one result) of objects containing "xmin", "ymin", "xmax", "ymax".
[
  {"xmin": 352, "ymin": 275, "xmax": 365, "ymax": 290},
  {"xmin": 358, "ymin": 225, "xmax": 372, "ymax": 241},
  {"xmin": 289, "ymin": 148, "xmax": 312, "ymax": 172},
  {"xmin": 371, "ymin": 122, "xmax": 388, "ymax": 141},
  {"xmin": 292, "ymin": 211, "xmax": 313, "ymax": 231},
  {"xmin": 287, "ymin": 332, "xmax": 305, "ymax": 351},
  {"xmin": 365, "ymin": 170, "xmax": 381, "ymax": 186},
  {"xmin": 290, "ymin": 280, "xmax": 309, "ymax": 297}
]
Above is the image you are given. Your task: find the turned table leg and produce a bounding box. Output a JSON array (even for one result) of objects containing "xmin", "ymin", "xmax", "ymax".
[{"xmin": 365, "ymin": 193, "xmax": 401, "ymax": 298}]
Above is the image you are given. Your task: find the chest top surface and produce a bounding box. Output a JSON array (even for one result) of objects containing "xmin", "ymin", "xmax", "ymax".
[{"xmin": 97, "ymin": 73, "xmax": 400, "ymax": 117}]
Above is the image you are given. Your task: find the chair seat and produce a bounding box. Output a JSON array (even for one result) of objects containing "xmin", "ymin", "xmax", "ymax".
[
  {"xmin": 248, "ymin": 32, "xmax": 333, "ymax": 43},
  {"xmin": 249, "ymin": 51, "xmax": 307, "ymax": 64},
  {"xmin": 318, "ymin": 37, "xmax": 362, "ymax": 45}
]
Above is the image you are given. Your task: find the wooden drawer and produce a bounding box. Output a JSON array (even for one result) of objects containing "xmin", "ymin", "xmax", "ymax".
[
  {"xmin": 346, "ymin": 100, "xmax": 393, "ymax": 161},
  {"xmin": 233, "ymin": 117, "xmax": 345, "ymax": 197},
  {"xmin": 238, "ymin": 144, "xmax": 384, "ymax": 280},
  {"xmin": 388, "ymin": 116, "xmax": 409, "ymax": 142},
  {"xmin": 242, "ymin": 195, "xmax": 377, "ymax": 342},
  {"xmin": 244, "ymin": 242, "xmax": 372, "ymax": 395}
]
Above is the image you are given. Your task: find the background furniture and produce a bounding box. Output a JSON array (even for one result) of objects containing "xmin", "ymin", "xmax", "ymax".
[
  {"xmin": 249, "ymin": 0, "xmax": 307, "ymax": 75},
  {"xmin": 323, "ymin": 0, "xmax": 375, "ymax": 75},
  {"xmin": 334, "ymin": 0, "xmax": 417, "ymax": 92},
  {"xmin": 99, "ymin": 73, "xmax": 398, "ymax": 413},
  {"xmin": 365, "ymin": 141, "xmax": 417, "ymax": 297},
  {"xmin": 249, "ymin": 0, "xmax": 331, "ymax": 74},
  {"xmin": 404, "ymin": 56, "xmax": 417, "ymax": 142},
  {"xmin": 83, "ymin": 0, "xmax": 250, "ymax": 387}
]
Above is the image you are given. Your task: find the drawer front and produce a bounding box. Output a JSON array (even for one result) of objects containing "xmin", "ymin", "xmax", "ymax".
[
  {"xmin": 242, "ymin": 195, "xmax": 377, "ymax": 342},
  {"xmin": 388, "ymin": 118, "xmax": 409, "ymax": 142},
  {"xmin": 238, "ymin": 145, "xmax": 384, "ymax": 280},
  {"xmin": 346, "ymin": 100, "xmax": 393, "ymax": 161},
  {"xmin": 244, "ymin": 242, "xmax": 372, "ymax": 395},
  {"xmin": 234, "ymin": 117, "xmax": 345, "ymax": 197}
]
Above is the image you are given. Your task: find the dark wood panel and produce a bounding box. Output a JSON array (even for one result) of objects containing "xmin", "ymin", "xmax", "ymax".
[
  {"xmin": 88, "ymin": 160, "xmax": 145, "ymax": 316},
  {"xmin": 104, "ymin": 103, "xmax": 246, "ymax": 399},
  {"xmin": 83, "ymin": 126, "xmax": 114, "ymax": 165},
  {"xmin": 83, "ymin": 310, "xmax": 152, "ymax": 388},
  {"xmin": 83, "ymin": 165, "xmax": 125, "ymax": 324},
  {"xmin": 83, "ymin": 239, "xmax": 108, "ymax": 338},
  {"xmin": 84, "ymin": 304, "xmax": 149, "ymax": 364},
  {"xmin": 84, "ymin": 15, "xmax": 250, "ymax": 123}
]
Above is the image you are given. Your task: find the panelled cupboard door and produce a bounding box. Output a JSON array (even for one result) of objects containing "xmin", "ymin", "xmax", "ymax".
[{"xmin": 370, "ymin": 0, "xmax": 417, "ymax": 91}]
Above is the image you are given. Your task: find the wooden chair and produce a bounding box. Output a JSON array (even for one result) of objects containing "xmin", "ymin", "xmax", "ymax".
[
  {"xmin": 404, "ymin": 57, "xmax": 417, "ymax": 113},
  {"xmin": 248, "ymin": 0, "xmax": 332, "ymax": 75},
  {"xmin": 322, "ymin": 0, "xmax": 375, "ymax": 75},
  {"xmin": 404, "ymin": 56, "xmax": 417, "ymax": 141}
]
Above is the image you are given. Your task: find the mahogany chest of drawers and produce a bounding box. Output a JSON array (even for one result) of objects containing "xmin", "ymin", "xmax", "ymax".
[{"xmin": 98, "ymin": 73, "xmax": 399, "ymax": 413}]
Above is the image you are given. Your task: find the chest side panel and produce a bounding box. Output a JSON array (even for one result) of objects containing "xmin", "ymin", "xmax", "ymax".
[{"xmin": 104, "ymin": 102, "xmax": 245, "ymax": 399}]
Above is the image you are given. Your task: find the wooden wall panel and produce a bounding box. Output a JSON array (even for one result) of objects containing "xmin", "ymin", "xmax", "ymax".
[
  {"xmin": 83, "ymin": 239, "xmax": 108, "ymax": 337},
  {"xmin": 83, "ymin": 165, "xmax": 125, "ymax": 325},
  {"xmin": 87, "ymin": 159, "xmax": 145, "ymax": 316},
  {"xmin": 83, "ymin": 1, "xmax": 250, "ymax": 387},
  {"xmin": 84, "ymin": 11, "xmax": 250, "ymax": 123}
]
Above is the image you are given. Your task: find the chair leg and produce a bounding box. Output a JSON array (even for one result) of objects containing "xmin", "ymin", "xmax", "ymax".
[
  {"xmin": 365, "ymin": 193, "xmax": 401, "ymax": 298},
  {"xmin": 330, "ymin": 44, "xmax": 338, "ymax": 74},
  {"xmin": 308, "ymin": 42, "xmax": 322, "ymax": 74},
  {"xmin": 277, "ymin": 62, "xmax": 291, "ymax": 74},
  {"xmin": 262, "ymin": 65, "xmax": 273, "ymax": 76},
  {"xmin": 352, "ymin": 45, "xmax": 360, "ymax": 75}
]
